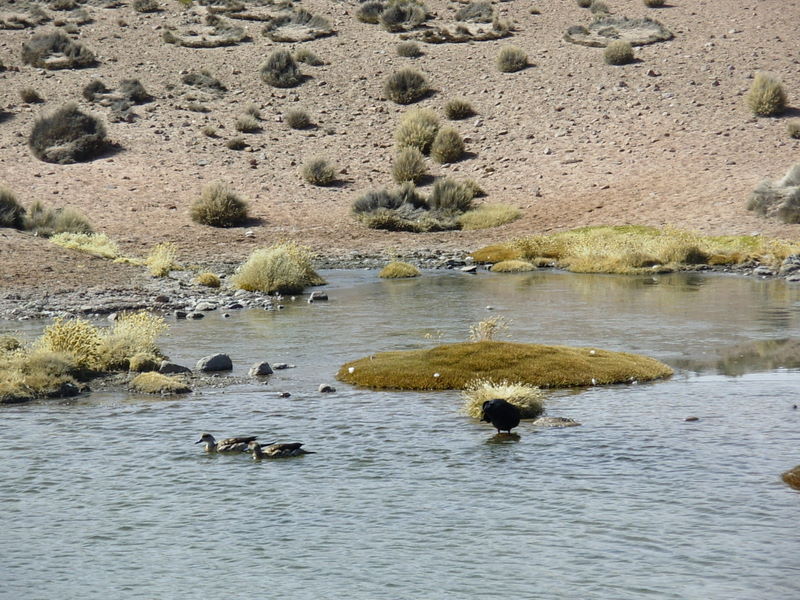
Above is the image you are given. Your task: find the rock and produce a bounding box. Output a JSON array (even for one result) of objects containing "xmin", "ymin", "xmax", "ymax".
[
  {"xmin": 531, "ymin": 416, "xmax": 581, "ymax": 428},
  {"xmin": 273, "ymin": 363, "xmax": 295, "ymax": 370},
  {"xmin": 249, "ymin": 361, "xmax": 273, "ymax": 377},
  {"xmin": 308, "ymin": 291, "xmax": 328, "ymax": 302},
  {"xmin": 318, "ymin": 384, "xmax": 336, "ymax": 393},
  {"xmin": 196, "ymin": 353, "xmax": 233, "ymax": 372},
  {"xmin": 186, "ymin": 312, "xmax": 205, "ymax": 320},
  {"xmin": 753, "ymin": 266, "xmax": 776, "ymax": 277},
  {"xmin": 159, "ymin": 361, "xmax": 192, "ymax": 375},
  {"xmin": 225, "ymin": 302, "xmax": 244, "ymax": 309},
  {"xmin": 194, "ymin": 301, "xmax": 218, "ymax": 311},
  {"xmin": 174, "ymin": 310, "xmax": 188, "ymax": 319},
  {"xmin": 154, "ymin": 295, "xmax": 170, "ymax": 303},
  {"xmin": 461, "ymin": 265, "xmax": 478, "ymax": 274},
  {"xmin": 684, "ymin": 416, "xmax": 700, "ymax": 422}
]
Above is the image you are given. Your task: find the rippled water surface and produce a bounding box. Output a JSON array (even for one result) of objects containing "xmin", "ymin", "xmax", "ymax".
[{"xmin": 2, "ymin": 271, "xmax": 800, "ymax": 599}]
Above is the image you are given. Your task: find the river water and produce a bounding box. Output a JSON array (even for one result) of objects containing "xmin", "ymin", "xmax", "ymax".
[{"xmin": 2, "ymin": 270, "xmax": 799, "ymax": 599}]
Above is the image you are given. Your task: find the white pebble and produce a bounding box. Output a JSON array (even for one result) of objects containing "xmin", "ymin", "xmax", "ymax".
[{"xmin": 348, "ymin": 367, "xmax": 355, "ymax": 374}]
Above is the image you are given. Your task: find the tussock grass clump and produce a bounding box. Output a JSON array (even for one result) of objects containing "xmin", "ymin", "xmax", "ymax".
[
  {"xmin": 29, "ymin": 103, "xmax": 111, "ymax": 164},
  {"xmin": 384, "ymin": 68, "xmax": 429, "ymax": 104},
  {"xmin": 458, "ymin": 204, "xmax": 520, "ymax": 230},
  {"xmin": 244, "ymin": 103, "xmax": 261, "ymax": 118},
  {"xmin": 130, "ymin": 372, "xmax": 191, "ymax": 394},
  {"xmin": 260, "ymin": 49, "xmax": 303, "ymax": 88},
  {"xmin": 392, "ymin": 146, "xmax": 427, "ymax": 183},
  {"xmin": 576, "ymin": 0, "xmax": 592, "ymax": 7},
  {"xmin": 604, "ymin": 40, "xmax": 634, "ymax": 65},
  {"xmin": 430, "ymin": 126, "xmax": 465, "ymax": 163},
  {"xmin": 337, "ymin": 341, "xmax": 673, "ymax": 390},
  {"xmin": 301, "ymin": 158, "xmax": 336, "ymax": 186},
  {"xmin": 232, "ymin": 241, "xmax": 326, "ymax": 294},
  {"xmin": 191, "ymin": 181, "xmax": 249, "ymax": 227},
  {"xmin": 294, "ymin": 47, "xmax": 323, "ymax": 66},
  {"xmin": 0, "ymin": 186, "xmax": 25, "ymax": 229},
  {"xmin": 396, "ymin": 41, "xmax": 422, "ymax": 57},
  {"xmin": 395, "ymin": 108, "xmax": 439, "ymax": 153},
  {"xmin": 201, "ymin": 125, "xmax": 218, "ymax": 137},
  {"xmin": 226, "ymin": 136, "xmax": 247, "ymax": 150},
  {"xmin": 82, "ymin": 79, "xmax": 109, "ymax": 101},
  {"xmin": 128, "ymin": 352, "xmax": 161, "ymax": 372},
  {"xmin": 357, "ymin": 1, "xmax": 385, "ymax": 24},
  {"xmin": 182, "ymin": 70, "xmax": 227, "ymax": 93},
  {"xmin": 19, "ymin": 87, "xmax": 44, "ymax": 103},
  {"xmin": 0, "ymin": 349, "xmax": 78, "ymax": 404},
  {"xmin": 379, "ymin": 261, "xmax": 420, "ymax": 278},
  {"xmin": 469, "ymin": 315, "xmax": 509, "ymax": 342},
  {"xmin": 470, "ymin": 244, "xmax": 522, "ymax": 263},
  {"xmin": 262, "ymin": 8, "xmax": 334, "ymax": 42},
  {"xmin": 133, "ymin": 0, "xmax": 161, "ymax": 12},
  {"xmin": 461, "ymin": 378, "xmax": 544, "ymax": 419},
  {"xmin": 496, "ymin": 45, "xmax": 528, "ymax": 73},
  {"xmin": 643, "ymin": 0, "xmax": 665, "ymax": 7},
  {"xmin": 380, "ymin": 0, "xmax": 426, "ymax": 32},
  {"xmin": 195, "ymin": 272, "xmax": 221, "ymax": 287},
  {"xmin": 747, "ymin": 164, "xmax": 800, "ymax": 224},
  {"xmin": 788, "ymin": 120, "xmax": 800, "ymax": 139},
  {"xmin": 49, "ymin": 232, "xmax": 120, "ymax": 258},
  {"xmin": 285, "ymin": 109, "xmax": 312, "ymax": 129},
  {"xmin": 444, "ymin": 98, "xmax": 474, "ymax": 120},
  {"xmin": 37, "ymin": 316, "xmax": 103, "ymax": 371},
  {"xmin": 163, "ymin": 14, "xmax": 246, "ymax": 48},
  {"xmin": 146, "ymin": 242, "xmax": 179, "ymax": 277},
  {"xmin": 21, "ymin": 30, "xmax": 96, "ymax": 69},
  {"xmin": 490, "ymin": 259, "xmax": 536, "ymax": 273},
  {"xmin": 119, "ymin": 78, "xmax": 152, "ymax": 104},
  {"xmin": 589, "ymin": 1, "xmax": 610, "ymax": 15},
  {"xmin": 455, "ymin": 2, "xmax": 493, "ymax": 23},
  {"xmin": 24, "ymin": 201, "xmax": 93, "ymax": 236},
  {"xmin": 746, "ymin": 72, "xmax": 787, "ymax": 117},
  {"xmin": 235, "ymin": 114, "xmax": 260, "ymax": 132},
  {"xmin": 99, "ymin": 311, "xmax": 168, "ymax": 371},
  {"xmin": 428, "ymin": 178, "xmax": 474, "ymax": 212},
  {"xmin": 783, "ymin": 465, "xmax": 800, "ymax": 491}
]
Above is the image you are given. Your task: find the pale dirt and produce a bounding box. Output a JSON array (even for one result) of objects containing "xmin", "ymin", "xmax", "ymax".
[{"xmin": 0, "ymin": 0, "xmax": 799, "ymax": 298}]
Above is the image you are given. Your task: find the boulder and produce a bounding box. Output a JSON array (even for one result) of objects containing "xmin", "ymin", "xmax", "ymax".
[
  {"xmin": 318, "ymin": 384, "xmax": 336, "ymax": 393},
  {"xmin": 249, "ymin": 361, "xmax": 273, "ymax": 377},
  {"xmin": 159, "ymin": 361, "xmax": 192, "ymax": 375},
  {"xmin": 196, "ymin": 353, "xmax": 233, "ymax": 372},
  {"xmin": 194, "ymin": 301, "xmax": 218, "ymax": 311}
]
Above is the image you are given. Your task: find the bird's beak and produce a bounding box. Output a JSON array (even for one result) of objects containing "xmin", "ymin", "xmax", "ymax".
[{"xmin": 194, "ymin": 439, "xmax": 203, "ymax": 444}]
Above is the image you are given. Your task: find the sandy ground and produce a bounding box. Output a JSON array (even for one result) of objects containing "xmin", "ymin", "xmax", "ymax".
[{"xmin": 0, "ymin": 0, "xmax": 799, "ymax": 297}]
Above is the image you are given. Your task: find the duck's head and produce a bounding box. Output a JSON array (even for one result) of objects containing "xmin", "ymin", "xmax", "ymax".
[
  {"xmin": 247, "ymin": 440, "xmax": 261, "ymax": 452},
  {"xmin": 195, "ymin": 433, "xmax": 216, "ymax": 445}
]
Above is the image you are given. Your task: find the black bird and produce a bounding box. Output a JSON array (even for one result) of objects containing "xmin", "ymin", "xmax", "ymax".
[{"xmin": 480, "ymin": 399, "xmax": 521, "ymax": 433}]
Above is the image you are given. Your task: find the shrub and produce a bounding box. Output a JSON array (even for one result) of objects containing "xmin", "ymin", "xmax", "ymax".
[
  {"xmin": 576, "ymin": 0, "xmax": 592, "ymax": 6},
  {"xmin": 294, "ymin": 47, "xmax": 324, "ymax": 66},
  {"xmin": 301, "ymin": 158, "xmax": 336, "ymax": 186},
  {"xmin": 99, "ymin": 311, "xmax": 168, "ymax": 370},
  {"xmin": 0, "ymin": 186, "xmax": 25, "ymax": 229},
  {"xmin": 789, "ymin": 120, "xmax": 800, "ymax": 139},
  {"xmin": 128, "ymin": 352, "xmax": 161, "ymax": 372},
  {"xmin": 82, "ymin": 79, "xmax": 109, "ymax": 101},
  {"xmin": 182, "ymin": 70, "xmax": 226, "ymax": 93},
  {"xmin": 201, "ymin": 126, "xmax": 218, "ymax": 137},
  {"xmin": 0, "ymin": 349, "xmax": 78, "ymax": 403},
  {"xmin": 384, "ymin": 68, "xmax": 429, "ymax": 104},
  {"xmin": 589, "ymin": 1, "xmax": 610, "ymax": 15},
  {"xmin": 496, "ymin": 45, "xmax": 528, "ymax": 73},
  {"xmin": 746, "ymin": 72, "xmax": 787, "ymax": 117},
  {"xmin": 461, "ymin": 378, "xmax": 545, "ymax": 419},
  {"xmin": 428, "ymin": 178, "xmax": 474, "ymax": 213},
  {"xmin": 146, "ymin": 242, "xmax": 179, "ymax": 277},
  {"xmin": 191, "ymin": 181, "xmax": 249, "ymax": 227},
  {"xmin": 37, "ymin": 316, "xmax": 103, "ymax": 371},
  {"xmin": 260, "ymin": 49, "xmax": 303, "ymax": 88},
  {"xmin": 226, "ymin": 137, "xmax": 247, "ymax": 150},
  {"xmin": 352, "ymin": 187, "xmax": 414, "ymax": 215},
  {"xmin": 21, "ymin": 30, "xmax": 96, "ymax": 69},
  {"xmin": 455, "ymin": 2, "xmax": 493, "ymax": 23},
  {"xmin": 396, "ymin": 41, "xmax": 422, "ymax": 58},
  {"xmin": 458, "ymin": 204, "xmax": 520, "ymax": 230},
  {"xmin": 235, "ymin": 114, "xmax": 260, "ymax": 133},
  {"xmin": 29, "ymin": 103, "xmax": 111, "ymax": 164},
  {"xmin": 130, "ymin": 372, "xmax": 191, "ymax": 394},
  {"xmin": 195, "ymin": 272, "xmax": 221, "ymax": 287},
  {"xmin": 395, "ymin": 108, "xmax": 439, "ymax": 153},
  {"xmin": 24, "ymin": 201, "xmax": 93, "ymax": 236},
  {"xmin": 643, "ymin": 0, "xmax": 665, "ymax": 6},
  {"xmin": 444, "ymin": 98, "xmax": 474, "ymax": 120},
  {"xmin": 285, "ymin": 109, "xmax": 312, "ymax": 129},
  {"xmin": 119, "ymin": 78, "xmax": 152, "ymax": 103},
  {"xmin": 380, "ymin": 1, "xmax": 426, "ymax": 32},
  {"xmin": 469, "ymin": 315, "xmax": 509, "ymax": 342},
  {"xmin": 133, "ymin": 0, "xmax": 160, "ymax": 12},
  {"xmin": 604, "ymin": 40, "xmax": 634, "ymax": 65},
  {"xmin": 232, "ymin": 241, "xmax": 326, "ymax": 294},
  {"xmin": 379, "ymin": 261, "xmax": 421, "ymax": 278},
  {"xmin": 19, "ymin": 87, "xmax": 44, "ymax": 103},
  {"xmin": 392, "ymin": 146, "xmax": 427, "ymax": 183},
  {"xmin": 430, "ymin": 126, "xmax": 465, "ymax": 163},
  {"xmin": 747, "ymin": 164, "xmax": 800, "ymax": 224},
  {"xmin": 470, "ymin": 244, "xmax": 522, "ymax": 264},
  {"xmin": 490, "ymin": 259, "xmax": 536, "ymax": 272},
  {"xmin": 49, "ymin": 232, "xmax": 120, "ymax": 258},
  {"xmin": 356, "ymin": 1, "xmax": 385, "ymax": 24}
]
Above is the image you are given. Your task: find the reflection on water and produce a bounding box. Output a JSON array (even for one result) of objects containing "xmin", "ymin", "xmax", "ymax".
[{"xmin": 1, "ymin": 270, "xmax": 799, "ymax": 599}]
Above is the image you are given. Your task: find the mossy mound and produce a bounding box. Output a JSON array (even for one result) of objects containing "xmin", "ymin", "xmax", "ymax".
[
  {"xmin": 337, "ymin": 341, "xmax": 673, "ymax": 390},
  {"xmin": 403, "ymin": 19, "xmax": 509, "ymax": 44},
  {"xmin": 470, "ymin": 244, "xmax": 521, "ymax": 263},
  {"xmin": 782, "ymin": 465, "xmax": 800, "ymax": 491},
  {"xmin": 163, "ymin": 13, "xmax": 248, "ymax": 48},
  {"xmin": 130, "ymin": 372, "xmax": 191, "ymax": 394},
  {"xmin": 490, "ymin": 259, "xmax": 536, "ymax": 273},
  {"xmin": 564, "ymin": 16, "xmax": 672, "ymax": 48},
  {"xmin": 379, "ymin": 261, "xmax": 421, "ymax": 278},
  {"xmin": 262, "ymin": 9, "xmax": 334, "ymax": 42}
]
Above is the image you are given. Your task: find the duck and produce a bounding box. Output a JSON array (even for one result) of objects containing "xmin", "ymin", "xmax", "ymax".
[
  {"xmin": 480, "ymin": 399, "xmax": 521, "ymax": 434},
  {"xmin": 247, "ymin": 440, "xmax": 314, "ymax": 459},
  {"xmin": 195, "ymin": 433, "xmax": 260, "ymax": 453}
]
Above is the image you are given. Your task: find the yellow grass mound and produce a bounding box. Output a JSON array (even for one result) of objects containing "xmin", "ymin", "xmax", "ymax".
[
  {"xmin": 781, "ymin": 465, "xmax": 800, "ymax": 491},
  {"xmin": 337, "ymin": 341, "xmax": 673, "ymax": 390}
]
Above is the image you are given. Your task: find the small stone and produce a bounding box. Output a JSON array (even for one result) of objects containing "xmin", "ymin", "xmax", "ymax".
[
  {"xmin": 194, "ymin": 301, "xmax": 217, "ymax": 311},
  {"xmin": 196, "ymin": 353, "xmax": 233, "ymax": 372},
  {"xmin": 319, "ymin": 384, "xmax": 336, "ymax": 393},
  {"xmin": 461, "ymin": 265, "xmax": 477, "ymax": 274},
  {"xmin": 154, "ymin": 295, "xmax": 169, "ymax": 303},
  {"xmin": 174, "ymin": 310, "xmax": 188, "ymax": 319},
  {"xmin": 249, "ymin": 361, "xmax": 273, "ymax": 377},
  {"xmin": 273, "ymin": 363, "xmax": 295, "ymax": 370},
  {"xmin": 186, "ymin": 312, "xmax": 204, "ymax": 320},
  {"xmin": 685, "ymin": 416, "xmax": 700, "ymax": 422},
  {"xmin": 308, "ymin": 291, "xmax": 329, "ymax": 302}
]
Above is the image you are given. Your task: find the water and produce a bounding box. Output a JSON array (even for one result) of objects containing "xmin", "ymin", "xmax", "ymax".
[{"xmin": 2, "ymin": 270, "xmax": 799, "ymax": 599}]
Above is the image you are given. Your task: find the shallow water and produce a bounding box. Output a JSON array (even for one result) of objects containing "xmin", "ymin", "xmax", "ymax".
[{"xmin": 2, "ymin": 271, "xmax": 800, "ymax": 599}]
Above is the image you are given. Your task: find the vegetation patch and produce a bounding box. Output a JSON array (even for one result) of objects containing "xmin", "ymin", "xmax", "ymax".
[
  {"xmin": 260, "ymin": 48, "xmax": 304, "ymax": 88},
  {"xmin": 384, "ymin": 68, "xmax": 430, "ymax": 104},
  {"xmin": 444, "ymin": 98, "xmax": 474, "ymax": 120},
  {"xmin": 379, "ymin": 261, "xmax": 420, "ymax": 278},
  {"xmin": 396, "ymin": 41, "xmax": 422, "ymax": 57},
  {"xmin": 163, "ymin": 13, "xmax": 247, "ymax": 47},
  {"xmin": 604, "ymin": 40, "xmax": 634, "ymax": 65},
  {"xmin": 22, "ymin": 30, "xmax": 95, "ymax": 69},
  {"xmin": 130, "ymin": 372, "xmax": 191, "ymax": 394},
  {"xmin": 461, "ymin": 378, "xmax": 544, "ymax": 419},
  {"xmin": 294, "ymin": 47, "xmax": 324, "ymax": 66},
  {"xmin": 430, "ymin": 125, "xmax": 465, "ymax": 163},
  {"xmin": 455, "ymin": 2, "xmax": 493, "ymax": 23},
  {"xmin": 747, "ymin": 164, "xmax": 800, "ymax": 224},
  {"xmin": 564, "ymin": 16, "xmax": 673, "ymax": 47},
  {"xmin": 146, "ymin": 242, "xmax": 180, "ymax": 277},
  {"xmin": 392, "ymin": 146, "xmax": 427, "ymax": 183},
  {"xmin": 0, "ymin": 6, "xmax": 50, "ymax": 30},
  {"xmin": 25, "ymin": 201, "xmax": 93, "ymax": 236},
  {"xmin": 285, "ymin": 109, "xmax": 312, "ymax": 129},
  {"xmin": 402, "ymin": 19, "xmax": 509, "ymax": 44},
  {"xmin": 182, "ymin": 70, "xmax": 227, "ymax": 96},
  {"xmin": 191, "ymin": 181, "xmax": 249, "ymax": 227},
  {"xmin": 0, "ymin": 186, "xmax": 25, "ymax": 229},
  {"xmin": 0, "ymin": 348, "xmax": 77, "ymax": 405},
  {"xmin": 490, "ymin": 259, "xmax": 536, "ymax": 273},
  {"xmin": 232, "ymin": 241, "xmax": 326, "ymax": 294},
  {"xmin": 49, "ymin": 232, "xmax": 120, "ymax": 258},
  {"xmin": 379, "ymin": 0, "xmax": 427, "ymax": 32},
  {"xmin": 395, "ymin": 108, "xmax": 439, "ymax": 154},
  {"xmin": 337, "ymin": 340, "xmax": 673, "ymax": 390},
  {"xmin": 745, "ymin": 72, "xmax": 787, "ymax": 117},
  {"xmin": 195, "ymin": 272, "xmax": 221, "ymax": 287},
  {"xmin": 262, "ymin": 8, "xmax": 334, "ymax": 42},
  {"xmin": 458, "ymin": 204, "xmax": 520, "ymax": 230},
  {"xmin": 301, "ymin": 158, "xmax": 336, "ymax": 186},
  {"xmin": 470, "ymin": 243, "xmax": 522, "ymax": 264},
  {"xmin": 29, "ymin": 103, "xmax": 112, "ymax": 164}
]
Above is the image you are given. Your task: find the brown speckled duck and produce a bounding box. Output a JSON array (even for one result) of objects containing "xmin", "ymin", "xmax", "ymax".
[
  {"xmin": 247, "ymin": 440, "xmax": 314, "ymax": 459},
  {"xmin": 195, "ymin": 433, "xmax": 259, "ymax": 453}
]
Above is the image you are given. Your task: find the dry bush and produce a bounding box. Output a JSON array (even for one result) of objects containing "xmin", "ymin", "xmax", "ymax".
[
  {"xmin": 262, "ymin": 8, "xmax": 334, "ymax": 42},
  {"xmin": 746, "ymin": 72, "xmax": 787, "ymax": 117},
  {"xmin": 380, "ymin": 0, "xmax": 426, "ymax": 32},
  {"xmin": 37, "ymin": 317, "xmax": 103, "ymax": 371},
  {"xmin": 428, "ymin": 178, "xmax": 474, "ymax": 213},
  {"xmin": 392, "ymin": 146, "xmax": 427, "ymax": 184},
  {"xmin": 604, "ymin": 40, "xmax": 634, "ymax": 65},
  {"xmin": 146, "ymin": 242, "xmax": 179, "ymax": 277},
  {"xmin": 21, "ymin": 30, "xmax": 96, "ymax": 69},
  {"xmin": 130, "ymin": 372, "xmax": 190, "ymax": 394},
  {"xmin": 430, "ymin": 126, "xmax": 465, "ymax": 163},
  {"xmin": 396, "ymin": 41, "xmax": 422, "ymax": 57},
  {"xmin": 469, "ymin": 315, "xmax": 509, "ymax": 342},
  {"xmin": 119, "ymin": 78, "xmax": 152, "ymax": 103},
  {"xmin": 29, "ymin": 103, "xmax": 111, "ymax": 164},
  {"xmin": 0, "ymin": 186, "xmax": 25, "ymax": 229},
  {"xmin": 490, "ymin": 259, "xmax": 536, "ymax": 272},
  {"xmin": 379, "ymin": 261, "xmax": 421, "ymax": 278},
  {"xmin": 357, "ymin": 1, "xmax": 385, "ymax": 24},
  {"xmin": 576, "ymin": 0, "xmax": 592, "ymax": 7},
  {"xmin": 461, "ymin": 378, "xmax": 545, "ymax": 419},
  {"xmin": 294, "ymin": 47, "xmax": 323, "ymax": 66},
  {"xmin": 788, "ymin": 120, "xmax": 800, "ymax": 139},
  {"xmin": 195, "ymin": 272, "xmax": 221, "ymax": 287},
  {"xmin": 456, "ymin": 2, "xmax": 493, "ymax": 23},
  {"xmin": 182, "ymin": 70, "xmax": 227, "ymax": 93},
  {"xmin": 232, "ymin": 241, "xmax": 326, "ymax": 294},
  {"xmin": 191, "ymin": 181, "xmax": 248, "ymax": 227},
  {"xmin": 133, "ymin": 0, "xmax": 160, "ymax": 12},
  {"xmin": 458, "ymin": 204, "xmax": 520, "ymax": 230},
  {"xmin": 128, "ymin": 352, "xmax": 161, "ymax": 372},
  {"xmin": 201, "ymin": 125, "xmax": 218, "ymax": 137},
  {"xmin": 235, "ymin": 114, "xmax": 260, "ymax": 132},
  {"xmin": 589, "ymin": 1, "xmax": 610, "ymax": 15},
  {"xmin": 301, "ymin": 158, "xmax": 336, "ymax": 186},
  {"xmin": 395, "ymin": 108, "xmax": 439, "ymax": 153},
  {"xmin": 49, "ymin": 232, "xmax": 120, "ymax": 259},
  {"xmin": 643, "ymin": 0, "xmax": 665, "ymax": 6},
  {"xmin": 285, "ymin": 109, "xmax": 312, "ymax": 129},
  {"xmin": 444, "ymin": 98, "xmax": 474, "ymax": 120},
  {"xmin": 747, "ymin": 164, "xmax": 800, "ymax": 224},
  {"xmin": 19, "ymin": 87, "xmax": 44, "ymax": 103},
  {"xmin": 496, "ymin": 45, "xmax": 528, "ymax": 73},
  {"xmin": 100, "ymin": 311, "xmax": 168, "ymax": 371},
  {"xmin": 24, "ymin": 201, "xmax": 93, "ymax": 236},
  {"xmin": 260, "ymin": 49, "xmax": 303, "ymax": 88},
  {"xmin": 384, "ymin": 68, "xmax": 429, "ymax": 104},
  {"xmin": 0, "ymin": 348, "xmax": 78, "ymax": 403},
  {"xmin": 226, "ymin": 136, "xmax": 247, "ymax": 150}
]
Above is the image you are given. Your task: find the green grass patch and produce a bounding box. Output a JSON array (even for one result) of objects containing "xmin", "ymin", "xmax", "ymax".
[
  {"xmin": 232, "ymin": 241, "xmax": 326, "ymax": 294},
  {"xmin": 337, "ymin": 340, "xmax": 673, "ymax": 390}
]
